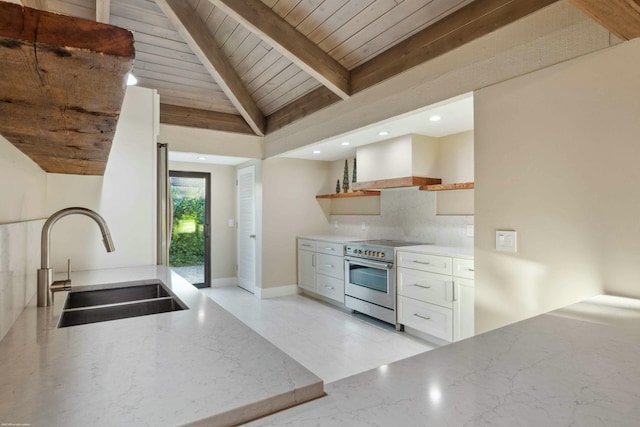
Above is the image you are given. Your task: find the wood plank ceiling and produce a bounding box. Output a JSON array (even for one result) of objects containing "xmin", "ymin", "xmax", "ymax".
[{"xmin": 16, "ymin": 0, "xmax": 640, "ymax": 137}]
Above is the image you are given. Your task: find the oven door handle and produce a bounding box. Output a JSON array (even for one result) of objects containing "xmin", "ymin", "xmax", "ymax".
[{"xmin": 345, "ymin": 257, "xmax": 393, "ymax": 270}]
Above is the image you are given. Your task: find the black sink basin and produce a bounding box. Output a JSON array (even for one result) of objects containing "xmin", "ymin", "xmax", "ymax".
[
  {"xmin": 58, "ymin": 281, "xmax": 187, "ymax": 328},
  {"xmin": 64, "ymin": 282, "xmax": 171, "ymax": 309}
]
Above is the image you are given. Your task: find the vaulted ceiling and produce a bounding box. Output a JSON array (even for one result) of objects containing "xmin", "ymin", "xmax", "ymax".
[{"xmin": 18, "ymin": 0, "xmax": 640, "ymax": 137}]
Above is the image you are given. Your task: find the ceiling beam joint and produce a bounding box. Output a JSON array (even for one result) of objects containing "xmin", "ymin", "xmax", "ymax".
[
  {"xmin": 208, "ymin": 0, "xmax": 350, "ymax": 99},
  {"xmin": 155, "ymin": 0, "xmax": 265, "ymax": 135}
]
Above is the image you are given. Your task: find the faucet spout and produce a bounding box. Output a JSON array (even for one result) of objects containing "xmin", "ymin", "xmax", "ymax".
[{"xmin": 37, "ymin": 207, "xmax": 116, "ymax": 307}]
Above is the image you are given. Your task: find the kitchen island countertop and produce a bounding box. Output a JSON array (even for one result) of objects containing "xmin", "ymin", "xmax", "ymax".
[
  {"xmin": 247, "ymin": 295, "xmax": 640, "ymax": 426},
  {"xmin": 0, "ymin": 266, "xmax": 324, "ymax": 427}
]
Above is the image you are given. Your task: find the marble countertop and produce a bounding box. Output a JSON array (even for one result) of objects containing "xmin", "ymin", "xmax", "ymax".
[
  {"xmin": 0, "ymin": 266, "xmax": 323, "ymax": 427},
  {"xmin": 398, "ymin": 244, "xmax": 474, "ymax": 259},
  {"xmin": 248, "ymin": 295, "xmax": 640, "ymax": 426},
  {"xmin": 298, "ymin": 235, "xmax": 364, "ymax": 243}
]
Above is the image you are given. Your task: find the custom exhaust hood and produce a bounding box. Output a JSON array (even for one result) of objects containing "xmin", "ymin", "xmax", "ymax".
[
  {"xmin": 0, "ymin": 2, "xmax": 135, "ymax": 175},
  {"xmin": 352, "ymin": 134, "xmax": 442, "ymax": 190}
]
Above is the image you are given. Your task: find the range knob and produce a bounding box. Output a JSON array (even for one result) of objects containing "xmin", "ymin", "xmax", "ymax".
[{"xmin": 380, "ymin": 252, "xmax": 385, "ymax": 258}]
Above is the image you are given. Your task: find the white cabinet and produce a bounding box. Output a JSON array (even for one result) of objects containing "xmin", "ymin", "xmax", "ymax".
[
  {"xmin": 297, "ymin": 238, "xmax": 345, "ymax": 303},
  {"xmin": 397, "ymin": 250, "xmax": 474, "ymax": 342},
  {"xmin": 297, "ymin": 239, "xmax": 316, "ymax": 292}
]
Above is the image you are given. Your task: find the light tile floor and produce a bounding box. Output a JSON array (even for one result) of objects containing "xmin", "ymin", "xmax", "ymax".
[{"xmin": 200, "ymin": 286, "xmax": 435, "ymax": 383}]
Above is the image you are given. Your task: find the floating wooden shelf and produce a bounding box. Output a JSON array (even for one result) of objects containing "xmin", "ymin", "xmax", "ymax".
[
  {"xmin": 352, "ymin": 176, "xmax": 442, "ymax": 191},
  {"xmin": 420, "ymin": 182, "xmax": 475, "ymax": 191},
  {"xmin": 316, "ymin": 190, "xmax": 381, "ymax": 199}
]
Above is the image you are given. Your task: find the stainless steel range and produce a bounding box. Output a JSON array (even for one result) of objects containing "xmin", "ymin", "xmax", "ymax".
[{"xmin": 344, "ymin": 239, "xmax": 428, "ymax": 325}]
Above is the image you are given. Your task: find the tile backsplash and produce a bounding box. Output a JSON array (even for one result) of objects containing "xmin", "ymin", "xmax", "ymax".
[
  {"xmin": 330, "ymin": 188, "xmax": 473, "ymax": 247},
  {"xmin": 0, "ymin": 219, "xmax": 44, "ymax": 341}
]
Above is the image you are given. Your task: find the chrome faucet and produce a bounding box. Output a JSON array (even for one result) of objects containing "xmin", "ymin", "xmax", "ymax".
[{"xmin": 37, "ymin": 207, "xmax": 115, "ymax": 307}]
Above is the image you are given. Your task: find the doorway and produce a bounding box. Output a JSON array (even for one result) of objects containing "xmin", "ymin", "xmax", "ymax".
[
  {"xmin": 169, "ymin": 171, "xmax": 211, "ymax": 288},
  {"xmin": 237, "ymin": 165, "xmax": 256, "ymax": 293}
]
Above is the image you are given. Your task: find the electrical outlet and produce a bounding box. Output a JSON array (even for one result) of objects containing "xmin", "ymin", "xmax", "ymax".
[
  {"xmin": 496, "ymin": 230, "xmax": 517, "ymax": 252},
  {"xmin": 333, "ymin": 220, "xmax": 339, "ymax": 228},
  {"xmin": 361, "ymin": 221, "xmax": 367, "ymax": 231},
  {"xmin": 466, "ymin": 225, "xmax": 474, "ymax": 237},
  {"xmin": 228, "ymin": 219, "xmax": 234, "ymax": 227}
]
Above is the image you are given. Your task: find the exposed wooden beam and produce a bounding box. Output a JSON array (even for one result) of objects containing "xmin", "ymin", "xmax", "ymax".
[
  {"xmin": 96, "ymin": 0, "xmax": 110, "ymax": 24},
  {"xmin": 266, "ymin": 87, "xmax": 341, "ymax": 134},
  {"xmin": 155, "ymin": 0, "xmax": 265, "ymax": 135},
  {"xmin": 0, "ymin": 2, "xmax": 134, "ymax": 175},
  {"xmin": 568, "ymin": 0, "xmax": 640, "ymax": 40},
  {"xmin": 264, "ymin": 0, "xmax": 560, "ymax": 132},
  {"xmin": 160, "ymin": 103, "xmax": 254, "ymax": 135},
  {"xmin": 208, "ymin": 0, "xmax": 350, "ymax": 99},
  {"xmin": 351, "ymin": 0, "xmax": 559, "ymax": 93}
]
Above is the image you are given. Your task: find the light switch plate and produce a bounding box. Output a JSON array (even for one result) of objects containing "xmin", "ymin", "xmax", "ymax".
[
  {"xmin": 228, "ymin": 219, "xmax": 235, "ymax": 228},
  {"xmin": 466, "ymin": 224, "xmax": 474, "ymax": 237},
  {"xmin": 496, "ymin": 230, "xmax": 517, "ymax": 252}
]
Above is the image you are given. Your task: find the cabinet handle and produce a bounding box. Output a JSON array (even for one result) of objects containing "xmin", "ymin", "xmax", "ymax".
[
  {"xmin": 324, "ymin": 285, "xmax": 335, "ymax": 290},
  {"xmin": 452, "ymin": 281, "xmax": 456, "ymax": 302},
  {"xmin": 412, "ymin": 284, "xmax": 431, "ymax": 289},
  {"xmin": 324, "ymin": 264, "xmax": 334, "ymax": 268},
  {"xmin": 414, "ymin": 313, "xmax": 431, "ymax": 320},
  {"xmin": 312, "ymin": 254, "xmax": 315, "ymax": 267},
  {"xmin": 413, "ymin": 260, "xmax": 430, "ymax": 265},
  {"xmin": 467, "ymin": 268, "xmax": 474, "ymax": 272},
  {"xmin": 323, "ymin": 247, "xmax": 335, "ymax": 251},
  {"xmin": 302, "ymin": 243, "xmax": 311, "ymax": 247}
]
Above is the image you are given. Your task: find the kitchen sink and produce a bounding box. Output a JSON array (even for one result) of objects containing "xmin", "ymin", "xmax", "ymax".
[
  {"xmin": 58, "ymin": 281, "xmax": 187, "ymax": 328},
  {"xmin": 64, "ymin": 282, "xmax": 171, "ymax": 309}
]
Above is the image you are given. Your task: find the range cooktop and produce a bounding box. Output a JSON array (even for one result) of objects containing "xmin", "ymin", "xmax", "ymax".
[{"xmin": 345, "ymin": 240, "xmax": 431, "ymax": 262}]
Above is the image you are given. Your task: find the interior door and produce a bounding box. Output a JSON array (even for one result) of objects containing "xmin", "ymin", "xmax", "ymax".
[{"xmin": 237, "ymin": 165, "xmax": 256, "ymax": 293}]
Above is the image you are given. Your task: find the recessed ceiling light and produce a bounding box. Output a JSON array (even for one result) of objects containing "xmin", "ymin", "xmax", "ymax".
[
  {"xmin": 197, "ymin": 156, "xmax": 206, "ymax": 160},
  {"xmin": 378, "ymin": 131, "xmax": 389, "ymax": 136},
  {"xmin": 341, "ymin": 141, "xmax": 350, "ymax": 146},
  {"xmin": 126, "ymin": 73, "xmax": 138, "ymax": 86},
  {"xmin": 313, "ymin": 150, "xmax": 321, "ymax": 154},
  {"xmin": 429, "ymin": 115, "xmax": 441, "ymax": 122}
]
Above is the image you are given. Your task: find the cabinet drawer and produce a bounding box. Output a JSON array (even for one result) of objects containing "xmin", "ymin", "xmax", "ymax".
[
  {"xmin": 316, "ymin": 241, "xmax": 344, "ymax": 256},
  {"xmin": 316, "ymin": 274, "xmax": 344, "ymax": 303},
  {"xmin": 298, "ymin": 239, "xmax": 316, "ymax": 251},
  {"xmin": 397, "ymin": 251, "xmax": 452, "ymax": 275},
  {"xmin": 397, "ymin": 268, "xmax": 452, "ymax": 308},
  {"xmin": 316, "ymin": 253, "xmax": 344, "ymax": 279},
  {"xmin": 398, "ymin": 296, "xmax": 453, "ymax": 342},
  {"xmin": 453, "ymin": 258, "xmax": 474, "ymax": 279}
]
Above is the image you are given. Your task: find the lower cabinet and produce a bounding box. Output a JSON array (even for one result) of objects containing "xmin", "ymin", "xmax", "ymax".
[
  {"xmin": 297, "ymin": 238, "xmax": 345, "ymax": 303},
  {"xmin": 397, "ymin": 250, "xmax": 474, "ymax": 342},
  {"xmin": 297, "ymin": 247, "xmax": 316, "ymax": 292}
]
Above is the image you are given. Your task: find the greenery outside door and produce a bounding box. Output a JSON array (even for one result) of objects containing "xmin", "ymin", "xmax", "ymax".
[{"xmin": 169, "ymin": 171, "xmax": 211, "ymax": 288}]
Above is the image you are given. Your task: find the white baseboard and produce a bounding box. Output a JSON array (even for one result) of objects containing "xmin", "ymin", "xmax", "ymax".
[
  {"xmin": 210, "ymin": 277, "xmax": 237, "ymax": 288},
  {"xmin": 255, "ymin": 284, "xmax": 300, "ymax": 299}
]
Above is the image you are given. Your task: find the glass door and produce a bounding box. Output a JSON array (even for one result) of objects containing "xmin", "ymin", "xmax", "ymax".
[{"xmin": 169, "ymin": 171, "xmax": 210, "ymax": 288}]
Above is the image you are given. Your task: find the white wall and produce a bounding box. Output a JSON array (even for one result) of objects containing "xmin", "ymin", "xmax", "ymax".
[
  {"xmin": 46, "ymin": 86, "xmax": 158, "ymax": 272},
  {"xmin": 160, "ymin": 124, "xmax": 263, "ymax": 159},
  {"xmin": 169, "ymin": 161, "xmax": 237, "ymax": 281},
  {"xmin": 261, "ymin": 158, "xmax": 332, "ymax": 289},
  {"xmin": 436, "ymin": 130, "xmax": 474, "ymax": 183},
  {"xmin": 0, "ymin": 135, "xmax": 45, "ymax": 338},
  {"xmin": 474, "ymin": 39, "xmax": 640, "ymax": 334},
  {"xmin": 0, "ymin": 135, "xmax": 47, "ymax": 224}
]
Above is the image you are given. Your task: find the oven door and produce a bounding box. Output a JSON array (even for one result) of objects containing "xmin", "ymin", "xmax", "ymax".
[{"xmin": 344, "ymin": 256, "xmax": 395, "ymax": 309}]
